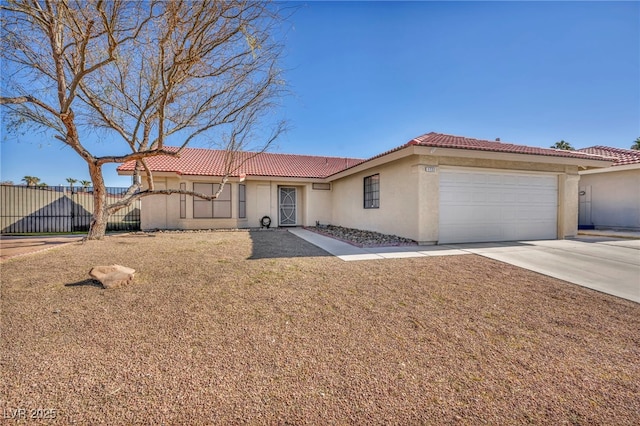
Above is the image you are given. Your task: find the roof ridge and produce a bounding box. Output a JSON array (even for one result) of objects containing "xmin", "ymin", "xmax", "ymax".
[
  {"xmin": 579, "ymin": 145, "xmax": 640, "ymax": 154},
  {"xmin": 118, "ymin": 132, "xmax": 617, "ymax": 178},
  {"xmin": 399, "ymin": 131, "xmax": 614, "ymax": 161},
  {"xmin": 574, "ymin": 145, "xmax": 640, "ymax": 166},
  {"xmin": 159, "ymin": 145, "xmax": 364, "ymax": 161}
]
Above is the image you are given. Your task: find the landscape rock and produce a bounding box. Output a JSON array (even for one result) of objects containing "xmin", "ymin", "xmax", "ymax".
[
  {"xmin": 306, "ymin": 225, "xmax": 417, "ymax": 247},
  {"xmin": 89, "ymin": 265, "xmax": 135, "ymax": 289}
]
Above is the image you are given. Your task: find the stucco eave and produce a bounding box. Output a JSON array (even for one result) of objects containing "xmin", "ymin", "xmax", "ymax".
[
  {"xmin": 325, "ymin": 145, "xmax": 613, "ymax": 181},
  {"xmin": 116, "ymin": 169, "xmax": 326, "ymax": 183},
  {"xmin": 326, "ymin": 146, "xmax": 414, "ymax": 181},
  {"xmin": 116, "ymin": 170, "xmax": 178, "ymax": 178},
  {"xmin": 413, "ymin": 146, "xmax": 614, "ymax": 169},
  {"xmin": 242, "ymin": 175, "xmax": 326, "ymax": 183},
  {"xmin": 579, "ymin": 163, "xmax": 640, "ymax": 175}
]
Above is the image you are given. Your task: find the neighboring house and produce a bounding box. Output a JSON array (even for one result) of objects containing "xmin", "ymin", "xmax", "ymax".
[
  {"xmin": 576, "ymin": 146, "xmax": 640, "ymax": 230},
  {"xmin": 117, "ymin": 132, "xmax": 612, "ymax": 244}
]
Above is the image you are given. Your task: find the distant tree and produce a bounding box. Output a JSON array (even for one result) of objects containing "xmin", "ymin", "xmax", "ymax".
[
  {"xmin": 22, "ymin": 176, "xmax": 40, "ymax": 186},
  {"xmin": 37, "ymin": 182, "xmax": 48, "ymax": 187},
  {"xmin": 631, "ymin": 137, "xmax": 640, "ymax": 151},
  {"xmin": 0, "ymin": 180, "xmax": 15, "ymax": 185},
  {"xmin": 551, "ymin": 140, "xmax": 574, "ymax": 150},
  {"xmin": 66, "ymin": 178, "xmax": 78, "ymax": 189},
  {"xmin": 80, "ymin": 180, "xmax": 92, "ymax": 190},
  {"xmin": 1, "ymin": 1, "xmax": 286, "ymax": 239}
]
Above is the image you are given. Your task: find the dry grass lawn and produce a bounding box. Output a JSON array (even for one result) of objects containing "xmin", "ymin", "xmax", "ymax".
[{"xmin": 1, "ymin": 230, "xmax": 639, "ymax": 425}]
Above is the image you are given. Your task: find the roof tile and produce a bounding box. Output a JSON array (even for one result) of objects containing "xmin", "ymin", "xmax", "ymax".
[
  {"xmin": 407, "ymin": 132, "xmax": 610, "ymax": 161},
  {"xmin": 117, "ymin": 147, "xmax": 364, "ymax": 178},
  {"xmin": 577, "ymin": 146, "xmax": 640, "ymax": 166},
  {"xmin": 117, "ymin": 133, "xmax": 614, "ymax": 179}
]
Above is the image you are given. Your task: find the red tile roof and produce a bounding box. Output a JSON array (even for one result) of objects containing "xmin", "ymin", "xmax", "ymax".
[
  {"xmin": 117, "ymin": 146, "xmax": 365, "ymax": 178},
  {"xmin": 118, "ymin": 132, "xmax": 614, "ymax": 179},
  {"xmin": 577, "ymin": 146, "xmax": 640, "ymax": 167},
  {"xmin": 405, "ymin": 132, "xmax": 610, "ymax": 161},
  {"xmin": 328, "ymin": 132, "xmax": 612, "ymax": 176}
]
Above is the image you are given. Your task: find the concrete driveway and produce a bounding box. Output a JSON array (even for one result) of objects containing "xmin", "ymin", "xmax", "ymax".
[
  {"xmin": 453, "ymin": 237, "xmax": 640, "ymax": 303},
  {"xmin": 290, "ymin": 229, "xmax": 640, "ymax": 303}
]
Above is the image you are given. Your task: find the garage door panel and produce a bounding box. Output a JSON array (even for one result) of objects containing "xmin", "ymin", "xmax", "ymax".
[
  {"xmin": 486, "ymin": 191, "xmax": 504, "ymax": 203},
  {"xmin": 486, "ymin": 175, "xmax": 502, "ymax": 185},
  {"xmin": 440, "ymin": 224, "xmax": 503, "ymax": 242},
  {"xmin": 439, "ymin": 170, "xmax": 558, "ymax": 244},
  {"xmin": 501, "ymin": 206, "xmax": 519, "ymax": 221},
  {"xmin": 515, "ymin": 222, "xmax": 556, "ymax": 240},
  {"xmin": 447, "ymin": 207, "xmax": 502, "ymax": 223},
  {"xmin": 472, "ymin": 192, "xmax": 488, "ymax": 203}
]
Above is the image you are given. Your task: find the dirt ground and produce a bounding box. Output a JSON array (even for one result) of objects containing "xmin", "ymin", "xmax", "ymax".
[
  {"xmin": 1, "ymin": 230, "xmax": 639, "ymax": 424},
  {"xmin": 0, "ymin": 235, "xmax": 83, "ymax": 261}
]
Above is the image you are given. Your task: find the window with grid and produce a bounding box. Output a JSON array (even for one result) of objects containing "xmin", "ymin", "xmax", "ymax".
[
  {"xmin": 193, "ymin": 183, "xmax": 232, "ymax": 218},
  {"xmin": 238, "ymin": 184, "xmax": 246, "ymax": 219},
  {"xmin": 363, "ymin": 174, "xmax": 379, "ymax": 209}
]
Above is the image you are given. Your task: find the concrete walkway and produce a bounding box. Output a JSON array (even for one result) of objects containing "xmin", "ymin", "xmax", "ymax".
[
  {"xmin": 289, "ymin": 229, "xmax": 640, "ymax": 303},
  {"xmin": 288, "ymin": 228, "xmax": 470, "ymax": 261}
]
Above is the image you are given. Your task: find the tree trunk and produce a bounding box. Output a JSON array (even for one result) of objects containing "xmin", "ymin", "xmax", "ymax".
[{"xmin": 86, "ymin": 163, "xmax": 109, "ymax": 240}]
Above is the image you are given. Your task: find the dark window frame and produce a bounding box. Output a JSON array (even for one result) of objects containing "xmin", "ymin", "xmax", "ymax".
[
  {"xmin": 363, "ymin": 174, "xmax": 380, "ymax": 209},
  {"xmin": 312, "ymin": 182, "xmax": 331, "ymax": 190},
  {"xmin": 193, "ymin": 182, "xmax": 232, "ymax": 219},
  {"xmin": 179, "ymin": 183, "xmax": 186, "ymax": 218},
  {"xmin": 238, "ymin": 184, "xmax": 246, "ymax": 219}
]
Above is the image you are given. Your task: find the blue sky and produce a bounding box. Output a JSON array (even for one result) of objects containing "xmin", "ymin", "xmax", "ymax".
[{"xmin": 1, "ymin": 0, "xmax": 639, "ymax": 187}]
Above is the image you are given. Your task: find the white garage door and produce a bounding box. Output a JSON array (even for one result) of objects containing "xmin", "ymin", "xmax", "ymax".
[{"xmin": 439, "ymin": 170, "xmax": 558, "ymax": 244}]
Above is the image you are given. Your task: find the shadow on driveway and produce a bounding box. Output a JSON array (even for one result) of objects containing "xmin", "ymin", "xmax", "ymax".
[{"xmin": 248, "ymin": 229, "xmax": 331, "ymax": 260}]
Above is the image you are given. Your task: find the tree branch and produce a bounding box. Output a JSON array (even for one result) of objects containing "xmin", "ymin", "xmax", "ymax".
[
  {"xmin": 106, "ymin": 185, "xmax": 229, "ymax": 215},
  {"xmin": 95, "ymin": 148, "xmax": 181, "ymax": 166},
  {"xmin": 0, "ymin": 96, "xmax": 59, "ymax": 116}
]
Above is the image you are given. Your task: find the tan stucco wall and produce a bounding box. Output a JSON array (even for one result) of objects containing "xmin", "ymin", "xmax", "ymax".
[
  {"xmin": 304, "ymin": 184, "xmax": 333, "ymax": 226},
  {"xmin": 560, "ymin": 172, "xmax": 580, "ymax": 238},
  {"xmin": 140, "ymin": 177, "xmax": 333, "ymax": 230},
  {"xmin": 141, "ymin": 176, "xmax": 241, "ymax": 230},
  {"xmin": 579, "ymin": 169, "xmax": 640, "ymax": 230},
  {"xmin": 330, "ymin": 156, "xmax": 420, "ymax": 241},
  {"xmin": 330, "ymin": 154, "xmax": 580, "ymax": 243},
  {"xmin": 139, "ymin": 154, "xmax": 584, "ymax": 241},
  {"xmin": 141, "ymin": 178, "xmax": 169, "ymax": 229},
  {"xmin": 237, "ymin": 181, "xmax": 332, "ymax": 228}
]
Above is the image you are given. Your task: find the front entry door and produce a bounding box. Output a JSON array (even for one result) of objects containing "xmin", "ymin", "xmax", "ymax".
[{"xmin": 279, "ymin": 187, "xmax": 297, "ymax": 226}]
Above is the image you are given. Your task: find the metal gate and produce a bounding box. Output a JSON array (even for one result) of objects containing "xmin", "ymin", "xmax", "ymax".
[
  {"xmin": 278, "ymin": 187, "xmax": 297, "ymax": 226},
  {"xmin": 0, "ymin": 185, "xmax": 141, "ymax": 234}
]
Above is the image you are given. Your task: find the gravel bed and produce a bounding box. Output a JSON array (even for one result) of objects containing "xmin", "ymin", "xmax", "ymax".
[
  {"xmin": 1, "ymin": 231, "xmax": 639, "ymax": 424},
  {"xmin": 306, "ymin": 225, "xmax": 417, "ymax": 247}
]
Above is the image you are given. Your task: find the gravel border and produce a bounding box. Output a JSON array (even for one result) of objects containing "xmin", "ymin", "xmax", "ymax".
[{"xmin": 305, "ymin": 225, "xmax": 417, "ymax": 247}]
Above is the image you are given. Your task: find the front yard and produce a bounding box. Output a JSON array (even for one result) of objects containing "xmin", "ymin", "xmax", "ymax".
[{"xmin": 1, "ymin": 231, "xmax": 638, "ymax": 424}]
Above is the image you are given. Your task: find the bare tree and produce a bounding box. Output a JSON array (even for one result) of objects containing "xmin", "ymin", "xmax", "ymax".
[{"xmin": 1, "ymin": 0, "xmax": 286, "ymax": 239}]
